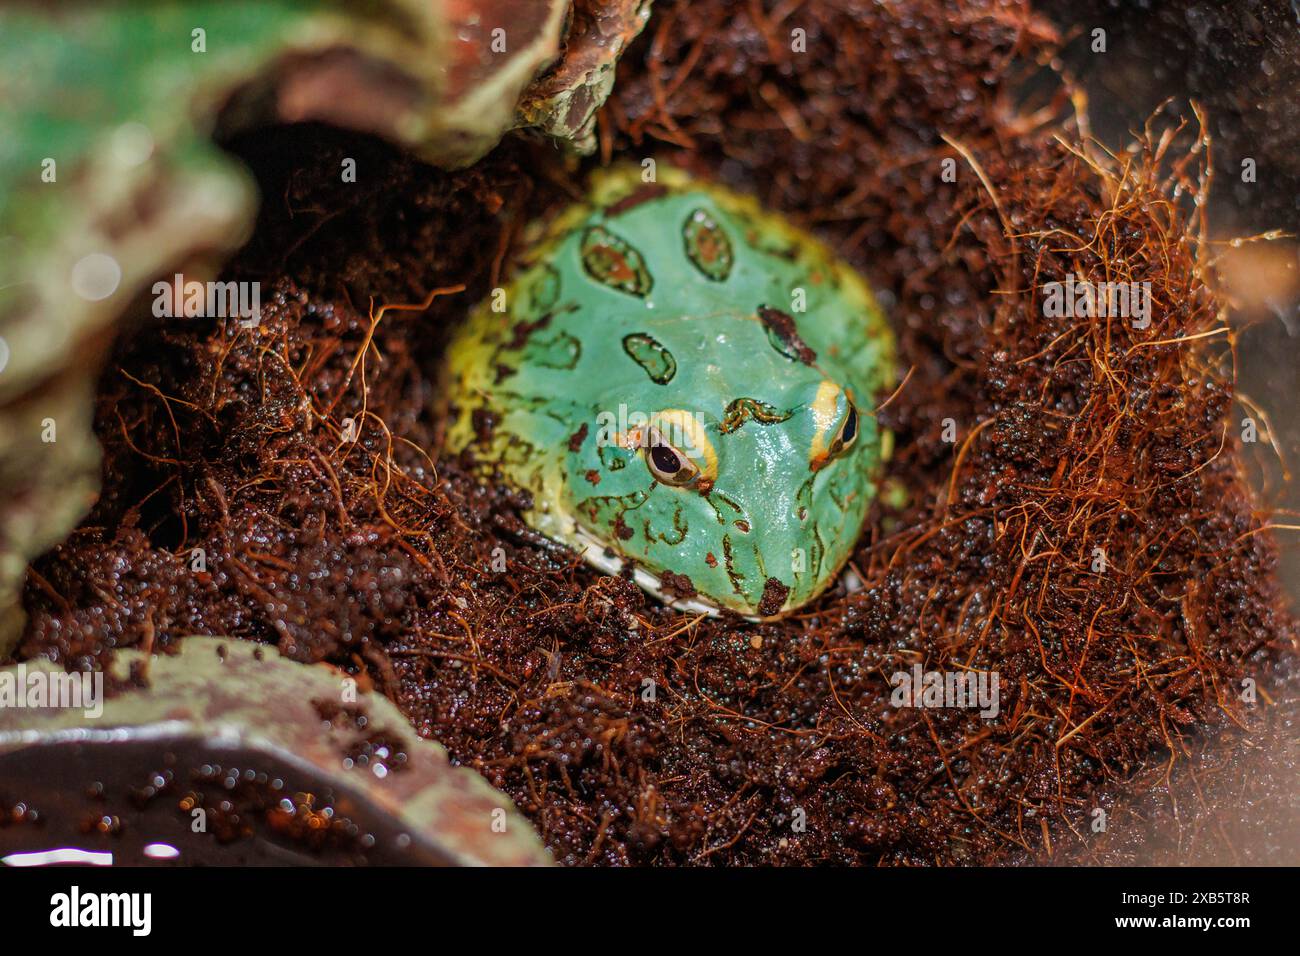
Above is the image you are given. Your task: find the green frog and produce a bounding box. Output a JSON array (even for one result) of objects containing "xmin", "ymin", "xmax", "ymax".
[{"xmin": 444, "ymin": 164, "xmax": 895, "ymax": 619}]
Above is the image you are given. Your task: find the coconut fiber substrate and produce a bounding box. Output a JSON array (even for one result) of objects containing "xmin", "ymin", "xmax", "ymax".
[{"xmin": 15, "ymin": 0, "xmax": 1300, "ymax": 864}]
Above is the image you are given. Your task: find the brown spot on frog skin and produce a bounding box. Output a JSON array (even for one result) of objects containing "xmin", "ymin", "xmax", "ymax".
[
  {"xmin": 585, "ymin": 469, "xmax": 601, "ymax": 486},
  {"xmin": 705, "ymin": 552, "xmax": 718, "ymax": 568},
  {"xmin": 581, "ymin": 226, "xmax": 652, "ymax": 297},
  {"xmin": 614, "ymin": 514, "xmax": 634, "ymax": 540},
  {"xmin": 568, "ymin": 422, "xmax": 589, "ymax": 452},
  {"xmin": 757, "ymin": 305, "xmax": 817, "ymax": 365},
  {"xmin": 683, "ymin": 207, "xmax": 735, "ymax": 281},
  {"xmin": 719, "ymin": 397, "xmax": 793, "ymax": 433},
  {"xmin": 605, "ymin": 183, "xmax": 668, "ymax": 216},
  {"xmin": 721, "ymin": 534, "xmax": 745, "ymax": 598},
  {"xmin": 505, "ymin": 313, "xmax": 552, "ymax": 351}
]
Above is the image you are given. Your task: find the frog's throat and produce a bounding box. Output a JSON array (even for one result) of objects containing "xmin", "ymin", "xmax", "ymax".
[
  {"xmin": 568, "ymin": 523, "xmax": 762, "ymax": 622},
  {"xmin": 521, "ymin": 469, "xmax": 769, "ymax": 620}
]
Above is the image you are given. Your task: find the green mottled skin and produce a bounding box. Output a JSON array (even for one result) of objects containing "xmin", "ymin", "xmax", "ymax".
[{"xmin": 446, "ymin": 165, "xmax": 895, "ymax": 618}]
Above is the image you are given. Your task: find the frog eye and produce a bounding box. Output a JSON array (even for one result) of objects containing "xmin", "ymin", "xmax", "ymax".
[
  {"xmin": 644, "ymin": 432, "xmax": 700, "ymax": 486},
  {"xmin": 829, "ymin": 402, "xmax": 859, "ymax": 457}
]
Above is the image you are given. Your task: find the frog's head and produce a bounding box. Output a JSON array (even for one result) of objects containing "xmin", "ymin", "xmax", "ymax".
[{"xmin": 560, "ymin": 310, "xmax": 884, "ymax": 619}]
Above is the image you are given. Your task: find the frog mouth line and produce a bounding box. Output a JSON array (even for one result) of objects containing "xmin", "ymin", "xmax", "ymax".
[{"xmin": 570, "ymin": 525, "xmax": 762, "ymax": 621}]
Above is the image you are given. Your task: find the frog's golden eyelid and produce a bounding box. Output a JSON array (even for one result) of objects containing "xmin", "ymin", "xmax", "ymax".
[{"xmin": 808, "ymin": 380, "xmax": 842, "ymax": 465}]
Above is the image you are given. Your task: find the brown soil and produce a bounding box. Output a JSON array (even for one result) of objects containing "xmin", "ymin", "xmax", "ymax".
[{"xmin": 16, "ymin": 0, "xmax": 1299, "ymax": 864}]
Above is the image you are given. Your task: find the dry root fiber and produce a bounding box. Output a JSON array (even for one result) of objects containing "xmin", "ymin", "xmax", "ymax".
[{"xmin": 18, "ymin": 0, "xmax": 1298, "ymax": 864}]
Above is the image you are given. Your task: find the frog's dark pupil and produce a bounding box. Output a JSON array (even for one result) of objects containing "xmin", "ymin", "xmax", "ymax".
[
  {"xmin": 842, "ymin": 406, "xmax": 858, "ymax": 444},
  {"xmin": 650, "ymin": 444, "xmax": 682, "ymax": 476}
]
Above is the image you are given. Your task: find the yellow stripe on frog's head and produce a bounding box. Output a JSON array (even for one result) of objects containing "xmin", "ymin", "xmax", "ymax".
[
  {"xmin": 808, "ymin": 380, "xmax": 848, "ymax": 471},
  {"xmin": 649, "ymin": 408, "xmax": 718, "ymax": 488}
]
